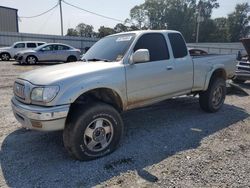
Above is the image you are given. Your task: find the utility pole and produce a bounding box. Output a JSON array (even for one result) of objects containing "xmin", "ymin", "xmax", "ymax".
[
  {"xmin": 59, "ymin": 0, "xmax": 63, "ymax": 36},
  {"xmin": 196, "ymin": 7, "xmax": 201, "ymax": 43}
]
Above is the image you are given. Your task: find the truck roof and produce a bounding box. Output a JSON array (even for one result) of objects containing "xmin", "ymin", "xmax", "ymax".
[
  {"xmin": 14, "ymin": 41, "xmax": 46, "ymax": 44},
  {"xmin": 110, "ymin": 30, "xmax": 181, "ymax": 37}
]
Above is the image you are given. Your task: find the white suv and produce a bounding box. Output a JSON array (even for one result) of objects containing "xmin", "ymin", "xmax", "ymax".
[{"xmin": 0, "ymin": 41, "xmax": 46, "ymax": 61}]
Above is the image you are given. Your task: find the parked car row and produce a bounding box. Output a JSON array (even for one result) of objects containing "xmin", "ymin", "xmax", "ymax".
[
  {"xmin": 15, "ymin": 43, "xmax": 81, "ymax": 64},
  {"xmin": 0, "ymin": 41, "xmax": 45, "ymax": 61},
  {"xmin": 0, "ymin": 41, "xmax": 82, "ymax": 64}
]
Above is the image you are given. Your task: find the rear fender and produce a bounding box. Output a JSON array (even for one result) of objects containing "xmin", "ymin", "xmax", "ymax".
[{"xmin": 204, "ymin": 64, "xmax": 226, "ymax": 91}]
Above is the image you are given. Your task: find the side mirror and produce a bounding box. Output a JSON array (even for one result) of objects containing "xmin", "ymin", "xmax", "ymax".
[{"xmin": 131, "ymin": 49, "xmax": 150, "ymax": 64}]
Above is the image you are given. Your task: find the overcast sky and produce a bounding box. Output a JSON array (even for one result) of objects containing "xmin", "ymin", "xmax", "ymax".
[{"xmin": 0, "ymin": 0, "xmax": 249, "ymax": 35}]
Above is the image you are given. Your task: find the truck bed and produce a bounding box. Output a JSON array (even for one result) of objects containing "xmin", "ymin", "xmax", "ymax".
[{"xmin": 191, "ymin": 54, "xmax": 237, "ymax": 91}]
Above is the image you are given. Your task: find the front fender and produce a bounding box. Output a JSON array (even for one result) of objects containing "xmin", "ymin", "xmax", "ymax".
[{"xmin": 50, "ymin": 72, "xmax": 127, "ymax": 109}]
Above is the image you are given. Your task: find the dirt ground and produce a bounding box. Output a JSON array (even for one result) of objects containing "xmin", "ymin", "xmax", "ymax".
[{"xmin": 0, "ymin": 61, "xmax": 250, "ymax": 188}]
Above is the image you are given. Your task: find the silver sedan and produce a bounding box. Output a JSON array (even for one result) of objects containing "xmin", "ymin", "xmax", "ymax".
[{"xmin": 15, "ymin": 43, "xmax": 81, "ymax": 64}]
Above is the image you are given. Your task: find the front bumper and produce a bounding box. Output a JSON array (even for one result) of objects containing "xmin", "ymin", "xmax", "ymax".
[
  {"xmin": 16, "ymin": 56, "xmax": 24, "ymax": 63},
  {"xmin": 11, "ymin": 97, "xmax": 70, "ymax": 131},
  {"xmin": 234, "ymin": 70, "xmax": 250, "ymax": 81}
]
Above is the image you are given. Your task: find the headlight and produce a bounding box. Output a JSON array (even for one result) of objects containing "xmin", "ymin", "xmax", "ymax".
[{"xmin": 31, "ymin": 86, "xmax": 59, "ymax": 103}]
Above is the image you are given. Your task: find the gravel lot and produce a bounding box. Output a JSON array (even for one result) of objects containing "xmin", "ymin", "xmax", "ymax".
[{"xmin": 0, "ymin": 61, "xmax": 250, "ymax": 187}]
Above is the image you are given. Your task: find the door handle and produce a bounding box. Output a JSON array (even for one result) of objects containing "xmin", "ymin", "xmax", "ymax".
[{"xmin": 166, "ymin": 66, "xmax": 173, "ymax": 71}]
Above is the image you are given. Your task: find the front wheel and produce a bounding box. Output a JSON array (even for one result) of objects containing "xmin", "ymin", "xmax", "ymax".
[
  {"xmin": 63, "ymin": 102, "xmax": 124, "ymax": 161},
  {"xmin": 26, "ymin": 56, "xmax": 37, "ymax": 64},
  {"xmin": 199, "ymin": 78, "xmax": 226, "ymax": 113},
  {"xmin": 1, "ymin": 53, "xmax": 10, "ymax": 61}
]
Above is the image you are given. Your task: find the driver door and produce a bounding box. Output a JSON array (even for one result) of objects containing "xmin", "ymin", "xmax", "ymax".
[
  {"xmin": 125, "ymin": 33, "xmax": 175, "ymax": 108},
  {"xmin": 38, "ymin": 45, "xmax": 56, "ymax": 62},
  {"xmin": 12, "ymin": 43, "xmax": 26, "ymax": 57}
]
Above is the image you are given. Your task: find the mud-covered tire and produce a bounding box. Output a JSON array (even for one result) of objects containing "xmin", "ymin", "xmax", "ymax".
[
  {"xmin": 63, "ymin": 102, "xmax": 123, "ymax": 161},
  {"xmin": 232, "ymin": 78, "xmax": 246, "ymax": 84},
  {"xmin": 0, "ymin": 53, "xmax": 11, "ymax": 61},
  {"xmin": 199, "ymin": 78, "xmax": 226, "ymax": 113}
]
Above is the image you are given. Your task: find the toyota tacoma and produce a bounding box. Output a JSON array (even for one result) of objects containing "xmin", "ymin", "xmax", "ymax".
[{"xmin": 11, "ymin": 30, "xmax": 237, "ymax": 160}]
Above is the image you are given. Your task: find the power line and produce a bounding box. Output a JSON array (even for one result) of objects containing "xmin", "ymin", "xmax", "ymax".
[
  {"xmin": 62, "ymin": 0, "xmax": 123, "ymax": 23},
  {"xmin": 19, "ymin": 3, "xmax": 59, "ymax": 19},
  {"xmin": 36, "ymin": 4, "xmax": 58, "ymax": 34}
]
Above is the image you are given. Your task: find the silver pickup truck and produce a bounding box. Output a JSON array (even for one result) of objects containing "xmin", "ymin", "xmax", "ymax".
[{"xmin": 11, "ymin": 30, "xmax": 236, "ymax": 160}]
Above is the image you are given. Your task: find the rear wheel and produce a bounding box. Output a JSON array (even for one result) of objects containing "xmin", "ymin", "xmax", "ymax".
[
  {"xmin": 1, "ymin": 53, "xmax": 10, "ymax": 61},
  {"xmin": 67, "ymin": 56, "xmax": 77, "ymax": 62},
  {"xmin": 26, "ymin": 56, "xmax": 37, "ymax": 64},
  {"xmin": 63, "ymin": 102, "xmax": 123, "ymax": 161},
  {"xmin": 199, "ymin": 78, "xmax": 226, "ymax": 113}
]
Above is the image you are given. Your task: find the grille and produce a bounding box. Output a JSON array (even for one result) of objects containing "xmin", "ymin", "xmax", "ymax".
[
  {"xmin": 14, "ymin": 82, "xmax": 25, "ymax": 99},
  {"xmin": 238, "ymin": 66, "xmax": 250, "ymax": 72},
  {"xmin": 239, "ymin": 62, "xmax": 250, "ymax": 67}
]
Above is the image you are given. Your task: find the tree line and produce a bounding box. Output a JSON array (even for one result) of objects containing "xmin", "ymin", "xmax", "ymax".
[{"xmin": 66, "ymin": 0, "xmax": 250, "ymax": 42}]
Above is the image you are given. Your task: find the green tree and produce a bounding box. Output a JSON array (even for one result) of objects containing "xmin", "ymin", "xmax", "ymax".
[
  {"xmin": 114, "ymin": 23, "xmax": 129, "ymax": 33},
  {"xmin": 66, "ymin": 28, "xmax": 78, "ymax": 36},
  {"xmin": 197, "ymin": 0, "xmax": 219, "ymax": 19},
  {"xmin": 76, "ymin": 23, "xmax": 94, "ymax": 37},
  {"xmin": 143, "ymin": 0, "xmax": 166, "ymax": 29},
  {"xmin": 128, "ymin": 4, "xmax": 149, "ymax": 29},
  {"xmin": 98, "ymin": 26, "xmax": 115, "ymax": 38},
  {"xmin": 198, "ymin": 19, "xmax": 217, "ymax": 42},
  {"xmin": 211, "ymin": 17, "xmax": 229, "ymax": 42},
  {"xmin": 126, "ymin": 0, "xmax": 220, "ymax": 42},
  {"xmin": 227, "ymin": 3, "xmax": 250, "ymax": 42}
]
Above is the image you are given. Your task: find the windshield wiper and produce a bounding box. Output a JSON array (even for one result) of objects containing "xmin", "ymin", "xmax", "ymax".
[{"xmin": 84, "ymin": 58, "xmax": 111, "ymax": 62}]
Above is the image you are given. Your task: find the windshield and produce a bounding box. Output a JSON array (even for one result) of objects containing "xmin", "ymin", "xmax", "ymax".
[{"xmin": 82, "ymin": 34, "xmax": 135, "ymax": 62}]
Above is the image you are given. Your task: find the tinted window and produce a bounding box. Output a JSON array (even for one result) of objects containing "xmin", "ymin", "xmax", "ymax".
[
  {"xmin": 57, "ymin": 45, "xmax": 70, "ymax": 50},
  {"xmin": 41, "ymin": 45, "xmax": 54, "ymax": 51},
  {"xmin": 168, "ymin": 33, "xmax": 188, "ymax": 58},
  {"xmin": 134, "ymin": 33, "xmax": 169, "ymax": 61},
  {"xmin": 27, "ymin": 43, "xmax": 37, "ymax": 48},
  {"xmin": 38, "ymin": 43, "xmax": 45, "ymax": 46},
  {"xmin": 14, "ymin": 43, "xmax": 25, "ymax": 48}
]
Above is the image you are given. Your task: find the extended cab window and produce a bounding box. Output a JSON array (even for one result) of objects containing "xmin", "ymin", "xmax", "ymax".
[
  {"xmin": 134, "ymin": 33, "xmax": 169, "ymax": 61},
  {"xmin": 14, "ymin": 43, "xmax": 25, "ymax": 48},
  {"xmin": 168, "ymin": 33, "xmax": 188, "ymax": 58},
  {"xmin": 27, "ymin": 43, "xmax": 37, "ymax": 48}
]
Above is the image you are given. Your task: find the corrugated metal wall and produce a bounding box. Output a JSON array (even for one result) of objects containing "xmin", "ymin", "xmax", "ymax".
[
  {"xmin": 0, "ymin": 31, "xmax": 245, "ymax": 54},
  {"xmin": 0, "ymin": 6, "xmax": 18, "ymax": 32},
  {"xmin": 0, "ymin": 31, "xmax": 98, "ymax": 52}
]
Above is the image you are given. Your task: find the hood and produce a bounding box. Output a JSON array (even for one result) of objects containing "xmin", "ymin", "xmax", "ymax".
[
  {"xmin": 241, "ymin": 38, "xmax": 250, "ymax": 57},
  {"xmin": 18, "ymin": 61, "xmax": 121, "ymax": 85},
  {"xmin": 0, "ymin": 47, "xmax": 11, "ymax": 51}
]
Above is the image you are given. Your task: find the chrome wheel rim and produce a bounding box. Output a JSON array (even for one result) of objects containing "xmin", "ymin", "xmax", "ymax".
[
  {"xmin": 2, "ymin": 54, "xmax": 9, "ymax": 60},
  {"xmin": 212, "ymin": 86, "xmax": 223, "ymax": 107},
  {"xmin": 84, "ymin": 118, "xmax": 114, "ymax": 152},
  {"xmin": 27, "ymin": 57, "xmax": 36, "ymax": 64}
]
